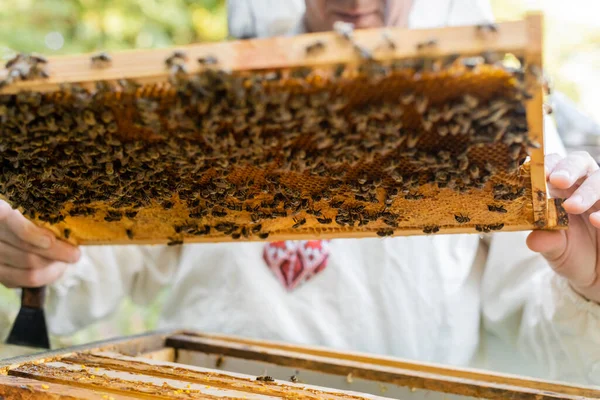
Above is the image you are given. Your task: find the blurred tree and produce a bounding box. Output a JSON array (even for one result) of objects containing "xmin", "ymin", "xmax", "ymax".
[
  {"xmin": 0, "ymin": 0, "xmax": 226, "ymax": 59},
  {"xmin": 0, "ymin": 0, "xmax": 226, "ymax": 351}
]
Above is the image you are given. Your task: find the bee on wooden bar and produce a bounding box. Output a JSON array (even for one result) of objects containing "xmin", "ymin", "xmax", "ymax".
[
  {"xmin": 423, "ymin": 225, "xmax": 439, "ymax": 234},
  {"xmin": 305, "ymin": 40, "xmax": 326, "ymax": 55},
  {"xmin": 475, "ymin": 225, "xmax": 490, "ymax": 233},
  {"xmin": 381, "ymin": 31, "xmax": 396, "ymax": 50},
  {"xmin": 416, "ymin": 39, "xmax": 438, "ymax": 50},
  {"xmin": 197, "ymin": 55, "xmax": 218, "ymax": 65},
  {"xmin": 476, "ymin": 23, "xmax": 498, "ymax": 33},
  {"xmin": 256, "ymin": 376, "xmax": 275, "ymax": 382},
  {"xmin": 91, "ymin": 52, "xmax": 112, "ymax": 68},
  {"xmin": 165, "ymin": 50, "xmax": 187, "ymax": 67},
  {"xmin": 126, "ymin": 229, "xmax": 134, "ymax": 240},
  {"xmin": 258, "ymin": 232, "xmax": 270, "ymax": 239},
  {"xmin": 333, "ymin": 21, "xmax": 354, "ymax": 40},
  {"xmin": 377, "ymin": 229, "xmax": 394, "ymax": 237},
  {"xmin": 167, "ymin": 238, "xmax": 184, "ymax": 246},
  {"xmin": 488, "ymin": 204, "xmax": 507, "ymax": 213},
  {"xmin": 104, "ymin": 210, "xmax": 123, "ymax": 222},
  {"xmin": 353, "ymin": 43, "xmax": 373, "ymax": 60},
  {"xmin": 489, "ymin": 223, "xmax": 504, "ymax": 231},
  {"xmin": 63, "ymin": 228, "xmax": 71, "ymax": 239},
  {"xmin": 317, "ymin": 217, "xmax": 332, "ymax": 224},
  {"xmin": 455, "ymin": 214, "xmax": 470, "ymax": 223}
]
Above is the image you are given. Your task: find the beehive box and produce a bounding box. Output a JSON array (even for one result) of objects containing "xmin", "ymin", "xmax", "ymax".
[
  {"xmin": 1, "ymin": 330, "xmax": 598, "ymax": 399},
  {"xmin": 0, "ymin": 13, "xmax": 566, "ymax": 245}
]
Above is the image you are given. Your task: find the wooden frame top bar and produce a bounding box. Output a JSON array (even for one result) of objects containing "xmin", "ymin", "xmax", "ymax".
[{"xmin": 0, "ymin": 18, "xmax": 530, "ymax": 95}]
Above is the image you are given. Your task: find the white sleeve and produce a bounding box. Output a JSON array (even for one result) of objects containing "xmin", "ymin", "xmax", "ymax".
[
  {"xmin": 447, "ymin": 0, "xmax": 494, "ymax": 26},
  {"xmin": 481, "ymin": 115, "xmax": 599, "ymax": 385},
  {"xmin": 227, "ymin": 0, "xmax": 305, "ymax": 39},
  {"xmin": 481, "ymin": 231, "xmax": 600, "ymax": 385},
  {"xmin": 46, "ymin": 245, "xmax": 180, "ymax": 336}
]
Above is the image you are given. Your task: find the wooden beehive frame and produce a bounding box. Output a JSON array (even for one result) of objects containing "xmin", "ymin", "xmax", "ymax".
[
  {"xmin": 0, "ymin": 13, "xmax": 566, "ymax": 245},
  {"xmin": 1, "ymin": 330, "xmax": 598, "ymax": 399}
]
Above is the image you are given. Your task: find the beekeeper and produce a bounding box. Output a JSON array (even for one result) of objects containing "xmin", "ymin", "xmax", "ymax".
[{"xmin": 1, "ymin": 0, "xmax": 599, "ymax": 386}]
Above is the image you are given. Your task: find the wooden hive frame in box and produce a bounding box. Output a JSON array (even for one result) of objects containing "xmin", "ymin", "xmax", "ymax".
[
  {"xmin": 0, "ymin": 13, "xmax": 566, "ymax": 245},
  {"xmin": 1, "ymin": 330, "xmax": 599, "ymax": 399}
]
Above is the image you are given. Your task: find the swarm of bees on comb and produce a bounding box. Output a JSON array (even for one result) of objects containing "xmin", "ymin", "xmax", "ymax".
[{"xmin": 0, "ymin": 17, "xmax": 567, "ymax": 245}]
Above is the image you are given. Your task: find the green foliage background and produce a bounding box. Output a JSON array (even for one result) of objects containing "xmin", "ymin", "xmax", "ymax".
[
  {"xmin": 0, "ymin": 0, "xmax": 227, "ymax": 355},
  {"xmin": 0, "ymin": 0, "xmax": 599, "ymax": 356}
]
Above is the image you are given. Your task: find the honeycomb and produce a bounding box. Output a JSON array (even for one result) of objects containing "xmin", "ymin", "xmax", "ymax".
[{"xmin": 0, "ymin": 22, "xmax": 565, "ymax": 245}]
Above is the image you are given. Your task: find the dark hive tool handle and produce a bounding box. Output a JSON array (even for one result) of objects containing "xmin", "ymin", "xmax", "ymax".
[{"xmin": 5, "ymin": 286, "xmax": 51, "ymax": 349}]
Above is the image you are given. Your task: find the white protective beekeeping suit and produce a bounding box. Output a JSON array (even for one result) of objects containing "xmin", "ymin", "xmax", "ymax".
[{"xmin": 44, "ymin": 0, "xmax": 600, "ymax": 386}]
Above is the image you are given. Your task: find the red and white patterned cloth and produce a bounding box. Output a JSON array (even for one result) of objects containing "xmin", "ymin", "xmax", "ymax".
[{"xmin": 263, "ymin": 240, "xmax": 330, "ymax": 291}]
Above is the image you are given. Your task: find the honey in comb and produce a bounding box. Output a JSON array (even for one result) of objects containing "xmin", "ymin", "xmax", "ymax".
[{"xmin": 0, "ymin": 41, "xmax": 553, "ymax": 244}]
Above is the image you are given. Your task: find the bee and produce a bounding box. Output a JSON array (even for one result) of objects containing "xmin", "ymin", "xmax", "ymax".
[
  {"xmin": 468, "ymin": 164, "xmax": 480, "ymax": 179},
  {"xmin": 165, "ymin": 50, "xmax": 187, "ymax": 67},
  {"xmin": 256, "ymin": 376, "xmax": 275, "ymax": 382},
  {"xmin": 406, "ymin": 130, "xmax": 420, "ymax": 148},
  {"xmin": 63, "ymin": 228, "xmax": 71, "ymax": 239},
  {"xmin": 489, "ymin": 223, "xmax": 504, "ymax": 231},
  {"xmin": 290, "ymin": 375, "xmax": 299, "ymax": 383},
  {"xmin": 330, "ymin": 199, "xmax": 344, "ymax": 208},
  {"xmin": 449, "ymin": 123, "xmax": 461, "ymax": 136},
  {"xmin": 415, "ymin": 95, "xmax": 428, "ymax": 114},
  {"xmin": 197, "ymin": 55, "xmax": 218, "ymax": 65},
  {"xmin": 405, "ymin": 192, "xmax": 424, "ymax": 200},
  {"xmin": 508, "ymin": 143, "xmax": 522, "ymax": 160},
  {"xmin": 167, "ymin": 238, "xmax": 184, "ymax": 246},
  {"xmin": 258, "ymin": 232, "xmax": 270, "ymax": 239},
  {"xmin": 317, "ymin": 217, "xmax": 332, "ymax": 224},
  {"xmin": 126, "ymin": 229, "xmax": 134, "ymax": 240},
  {"xmin": 416, "ymin": 39, "xmax": 438, "ymax": 50},
  {"xmin": 423, "ymin": 225, "xmax": 440, "ymax": 234},
  {"xmin": 476, "ymin": 23, "xmax": 499, "ymax": 33},
  {"xmin": 231, "ymin": 232, "xmax": 241, "ymax": 240},
  {"xmin": 333, "ymin": 21, "xmax": 354, "ymax": 41},
  {"xmin": 455, "ymin": 214, "xmax": 470, "ymax": 223},
  {"xmin": 400, "ymin": 92, "xmax": 415, "ymax": 105},
  {"xmin": 381, "ymin": 30, "xmax": 396, "ymax": 50},
  {"xmin": 484, "ymin": 162, "xmax": 497, "ymax": 175},
  {"xmin": 372, "ymin": 226, "xmax": 393, "ymax": 237},
  {"xmin": 4, "ymin": 53, "xmax": 24, "ymax": 69},
  {"xmin": 475, "ymin": 224, "xmax": 491, "ymax": 233},
  {"xmin": 488, "ymin": 204, "xmax": 507, "ymax": 213},
  {"xmin": 353, "ymin": 43, "xmax": 373, "ymax": 60},
  {"xmin": 292, "ymin": 217, "xmax": 306, "ymax": 229},
  {"xmin": 305, "ymin": 40, "xmax": 326, "ymax": 55},
  {"xmin": 463, "ymin": 94, "xmax": 479, "ymax": 108},
  {"xmin": 437, "ymin": 126, "xmax": 449, "ymax": 137},
  {"xmin": 211, "ymin": 209, "xmax": 228, "ymax": 217},
  {"xmin": 537, "ymin": 190, "xmax": 545, "ymax": 202},
  {"xmin": 91, "ymin": 52, "xmax": 112, "ymax": 68},
  {"xmin": 104, "ymin": 210, "xmax": 123, "ymax": 222},
  {"xmin": 526, "ymin": 139, "xmax": 541, "ymax": 149}
]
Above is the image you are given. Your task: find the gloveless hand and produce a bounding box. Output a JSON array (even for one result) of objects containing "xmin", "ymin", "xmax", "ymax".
[
  {"xmin": 527, "ymin": 151, "xmax": 600, "ymax": 303},
  {"xmin": 0, "ymin": 200, "xmax": 80, "ymax": 288}
]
